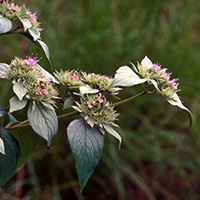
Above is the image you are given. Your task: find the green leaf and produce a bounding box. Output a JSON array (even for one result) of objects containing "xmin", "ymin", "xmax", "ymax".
[
  {"xmin": 13, "ymin": 80, "xmax": 27, "ymax": 101},
  {"xmin": 9, "ymin": 96, "xmax": 27, "ymax": 113},
  {"xmin": 0, "ymin": 63, "xmax": 10, "ymax": 79},
  {"xmin": 17, "ymin": 16, "xmax": 32, "ymax": 31},
  {"xmin": 63, "ymin": 97, "xmax": 74, "ymax": 110},
  {"xmin": 28, "ymin": 102, "xmax": 58, "ymax": 146},
  {"xmin": 0, "ymin": 105, "xmax": 7, "ymax": 118},
  {"xmin": 112, "ymin": 66, "xmax": 146, "ymax": 87},
  {"xmin": 67, "ymin": 119, "xmax": 104, "ymax": 191},
  {"xmin": 13, "ymin": 127, "xmax": 41, "ymax": 168},
  {"xmin": 0, "ymin": 15, "xmax": 12, "ymax": 35},
  {"xmin": 28, "ymin": 27, "xmax": 41, "ymax": 41},
  {"xmin": 0, "ymin": 129, "xmax": 20, "ymax": 187}
]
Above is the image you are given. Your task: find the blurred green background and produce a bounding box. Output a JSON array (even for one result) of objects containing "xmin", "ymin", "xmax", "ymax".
[{"xmin": 0, "ymin": 0, "xmax": 200, "ymax": 199}]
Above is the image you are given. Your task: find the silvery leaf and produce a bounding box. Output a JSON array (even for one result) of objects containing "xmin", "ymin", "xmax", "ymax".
[
  {"xmin": 167, "ymin": 93, "xmax": 193, "ymax": 127},
  {"xmin": 13, "ymin": 80, "xmax": 27, "ymax": 101},
  {"xmin": 0, "ymin": 63, "xmax": 10, "ymax": 79},
  {"xmin": 36, "ymin": 64, "xmax": 59, "ymax": 84},
  {"xmin": 141, "ymin": 56, "xmax": 153, "ymax": 69},
  {"xmin": 112, "ymin": 66, "xmax": 146, "ymax": 87},
  {"xmin": 9, "ymin": 96, "xmax": 27, "ymax": 113},
  {"xmin": 0, "ymin": 138, "xmax": 5, "ymax": 155},
  {"xmin": 0, "ymin": 15, "xmax": 12, "ymax": 35},
  {"xmin": 79, "ymin": 85, "xmax": 99, "ymax": 95},
  {"xmin": 103, "ymin": 123, "xmax": 122, "ymax": 149}
]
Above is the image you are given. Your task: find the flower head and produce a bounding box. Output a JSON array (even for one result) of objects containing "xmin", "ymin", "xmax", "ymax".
[
  {"xmin": 152, "ymin": 64, "xmax": 161, "ymax": 72},
  {"xmin": 29, "ymin": 12, "xmax": 37, "ymax": 24}
]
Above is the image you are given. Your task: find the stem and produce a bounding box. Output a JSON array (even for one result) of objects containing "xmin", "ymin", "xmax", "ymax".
[
  {"xmin": 3, "ymin": 91, "xmax": 151, "ymax": 131},
  {"xmin": 58, "ymin": 111, "xmax": 78, "ymax": 119},
  {"xmin": 112, "ymin": 91, "xmax": 146, "ymax": 107},
  {"xmin": 4, "ymin": 111, "xmax": 78, "ymax": 131}
]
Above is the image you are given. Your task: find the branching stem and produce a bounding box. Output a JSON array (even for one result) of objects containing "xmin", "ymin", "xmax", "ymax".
[{"xmin": 4, "ymin": 90, "xmax": 155, "ymax": 131}]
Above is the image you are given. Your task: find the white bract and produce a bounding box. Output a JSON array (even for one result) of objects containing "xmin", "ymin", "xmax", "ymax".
[{"xmin": 112, "ymin": 66, "xmax": 146, "ymax": 87}]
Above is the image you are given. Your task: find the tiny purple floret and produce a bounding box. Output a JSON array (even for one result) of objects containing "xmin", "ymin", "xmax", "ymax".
[
  {"xmin": 167, "ymin": 78, "xmax": 179, "ymax": 89},
  {"xmin": 29, "ymin": 13, "xmax": 37, "ymax": 24},
  {"xmin": 25, "ymin": 56, "xmax": 39, "ymax": 66},
  {"xmin": 152, "ymin": 64, "xmax": 161, "ymax": 72},
  {"xmin": 97, "ymin": 94, "xmax": 104, "ymax": 103},
  {"xmin": 87, "ymin": 102, "xmax": 95, "ymax": 109}
]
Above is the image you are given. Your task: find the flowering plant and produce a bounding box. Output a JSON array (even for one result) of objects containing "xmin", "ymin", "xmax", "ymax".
[{"xmin": 0, "ymin": 0, "xmax": 192, "ymax": 192}]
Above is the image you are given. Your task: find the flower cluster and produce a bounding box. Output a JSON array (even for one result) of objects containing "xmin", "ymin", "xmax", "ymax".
[
  {"xmin": 55, "ymin": 69, "xmax": 121, "ymax": 133},
  {"xmin": 54, "ymin": 70, "xmax": 84, "ymax": 87},
  {"xmin": 0, "ymin": 1, "xmax": 40, "ymax": 28},
  {"xmin": 72, "ymin": 93, "xmax": 119, "ymax": 130},
  {"xmin": 7, "ymin": 56, "xmax": 58, "ymax": 105},
  {"xmin": 55, "ymin": 70, "xmax": 120, "ymax": 96},
  {"xmin": 136, "ymin": 56, "xmax": 180, "ymax": 99},
  {"xmin": 81, "ymin": 72, "xmax": 120, "ymax": 95}
]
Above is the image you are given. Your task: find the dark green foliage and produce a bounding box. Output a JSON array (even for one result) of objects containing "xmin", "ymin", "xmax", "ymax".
[
  {"xmin": 67, "ymin": 119, "xmax": 104, "ymax": 191},
  {"xmin": 0, "ymin": 129, "xmax": 19, "ymax": 187}
]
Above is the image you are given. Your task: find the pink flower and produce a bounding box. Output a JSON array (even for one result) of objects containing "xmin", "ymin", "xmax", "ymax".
[
  {"xmin": 7, "ymin": 4, "xmax": 19, "ymax": 11},
  {"xmin": 97, "ymin": 94, "xmax": 104, "ymax": 103},
  {"xmin": 152, "ymin": 64, "xmax": 161, "ymax": 72},
  {"xmin": 29, "ymin": 13, "xmax": 37, "ymax": 24},
  {"xmin": 167, "ymin": 78, "xmax": 179, "ymax": 89},
  {"xmin": 25, "ymin": 56, "xmax": 39, "ymax": 66},
  {"xmin": 87, "ymin": 102, "xmax": 95, "ymax": 109},
  {"xmin": 41, "ymin": 89, "xmax": 49, "ymax": 95}
]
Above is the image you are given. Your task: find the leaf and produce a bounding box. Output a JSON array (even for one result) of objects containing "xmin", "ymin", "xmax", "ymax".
[
  {"xmin": 63, "ymin": 97, "xmax": 74, "ymax": 110},
  {"xmin": 0, "ymin": 15, "xmax": 12, "ymax": 35},
  {"xmin": 18, "ymin": 16, "xmax": 32, "ymax": 31},
  {"xmin": 167, "ymin": 93, "xmax": 193, "ymax": 127},
  {"xmin": 21, "ymin": 33, "xmax": 52, "ymax": 70},
  {"xmin": 112, "ymin": 66, "xmax": 146, "ymax": 87},
  {"xmin": 79, "ymin": 85, "xmax": 99, "ymax": 95},
  {"xmin": 36, "ymin": 40, "xmax": 50, "ymax": 62},
  {"xmin": 13, "ymin": 127, "xmax": 41, "ymax": 168},
  {"xmin": 0, "ymin": 138, "xmax": 5, "ymax": 155},
  {"xmin": 0, "ymin": 63, "xmax": 10, "ymax": 79},
  {"xmin": 141, "ymin": 56, "xmax": 153, "ymax": 69},
  {"xmin": 0, "ymin": 105, "xmax": 7, "ymax": 118},
  {"xmin": 13, "ymin": 80, "xmax": 27, "ymax": 101},
  {"xmin": 28, "ymin": 102, "xmax": 58, "ymax": 146},
  {"xmin": 36, "ymin": 64, "xmax": 59, "ymax": 84},
  {"xmin": 9, "ymin": 96, "xmax": 27, "ymax": 113},
  {"xmin": 28, "ymin": 27, "xmax": 41, "ymax": 41},
  {"xmin": 149, "ymin": 79, "xmax": 161, "ymax": 92},
  {"xmin": 0, "ymin": 129, "xmax": 20, "ymax": 187},
  {"xmin": 67, "ymin": 119, "xmax": 104, "ymax": 191},
  {"xmin": 103, "ymin": 123, "xmax": 122, "ymax": 149}
]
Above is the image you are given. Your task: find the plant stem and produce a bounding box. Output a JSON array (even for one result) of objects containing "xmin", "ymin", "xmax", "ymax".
[
  {"xmin": 58, "ymin": 111, "xmax": 78, "ymax": 119},
  {"xmin": 4, "ymin": 91, "xmax": 151, "ymax": 131},
  {"xmin": 4, "ymin": 111, "xmax": 78, "ymax": 130},
  {"xmin": 112, "ymin": 91, "xmax": 146, "ymax": 107}
]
